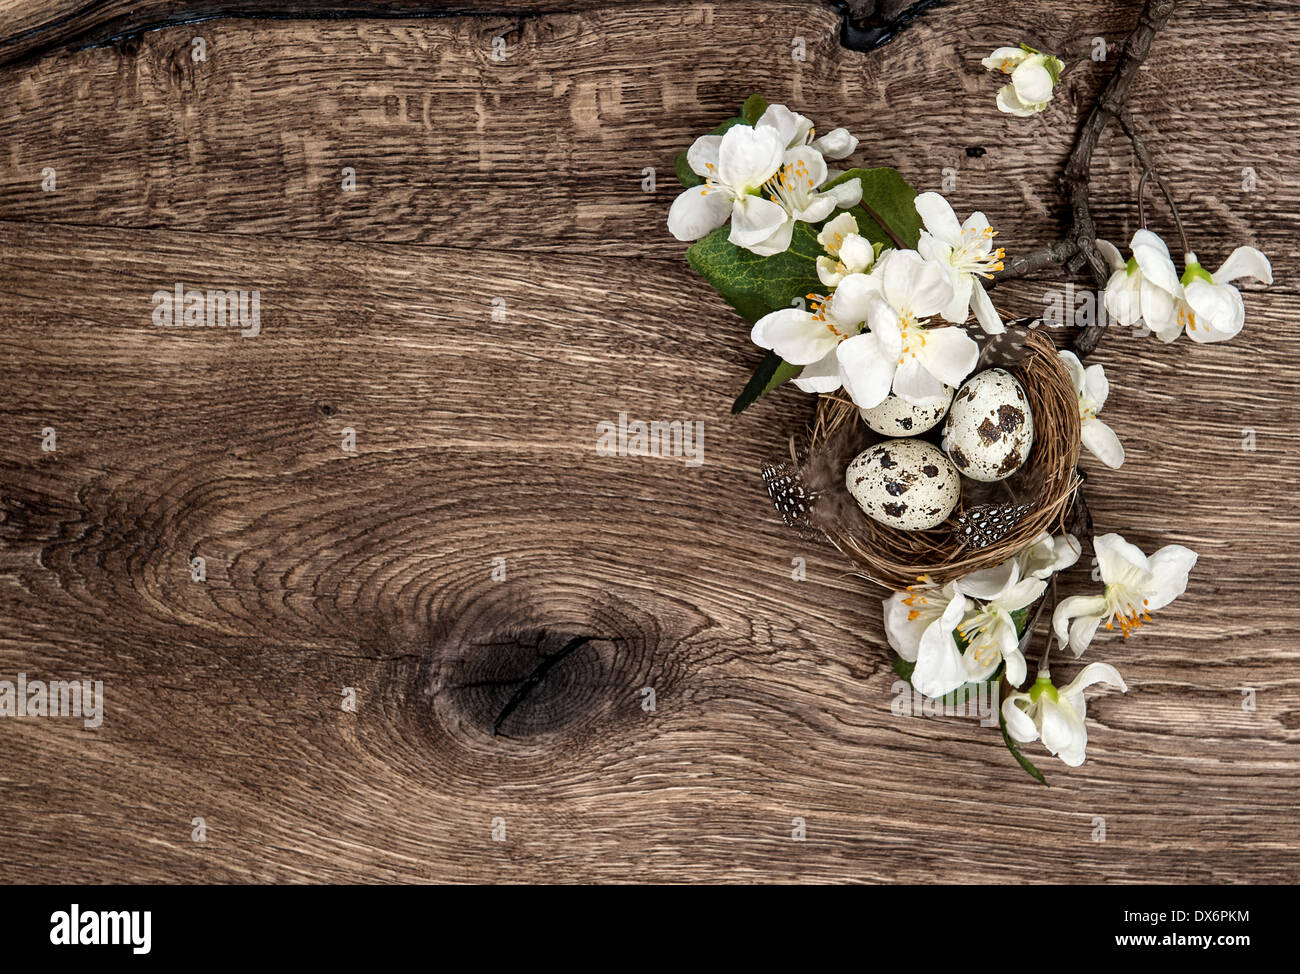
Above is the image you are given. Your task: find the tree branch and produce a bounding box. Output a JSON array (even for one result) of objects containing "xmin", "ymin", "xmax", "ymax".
[{"xmin": 991, "ymin": 0, "xmax": 1177, "ymax": 358}]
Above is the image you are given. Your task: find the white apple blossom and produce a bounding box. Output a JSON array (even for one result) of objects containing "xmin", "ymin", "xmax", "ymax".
[
  {"xmin": 982, "ymin": 46, "xmax": 1064, "ymax": 116},
  {"xmin": 1053, "ymin": 533, "xmax": 1197, "ymax": 656},
  {"xmin": 952, "ymin": 559, "xmax": 1046, "ymax": 688},
  {"xmin": 1096, "ymin": 238, "xmax": 1143, "ymax": 327},
  {"xmin": 755, "ymin": 103, "xmax": 859, "ymax": 160},
  {"xmin": 1176, "ymin": 246, "xmax": 1273, "ymax": 343},
  {"xmin": 1002, "ymin": 663, "xmax": 1128, "ymax": 766},
  {"xmin": 1102, "ymin": 230, "xmax": 1272, "ymax": 342},
  {"xmin": 667, "ymin": 124, "xmax": 787, "ymax": 253},
  {"xmin": 758, "ymin": 146, "xmax": 863, "ymax": 256},
  {"xmin": 787, "ymin": 215, "xmax": 879, "ymax": 394},
  {"xmin": 884, "ymin": 579, "xmax": 971, "ymax": 699},
  {"xmin": 1018, "ymin": 530, "xmax": 1082, "ymax": 580},
  {"xmin": 815, "ymin": 212, "xmax": 878, "ymax": 289},
  {"xmin": 1126, "ymin": 228, "xmax": 1184, "ymax": 337},
  {"xmin": 1059, "ymin": 350, "xmax": 1124, "ymax": 469},
  {"xmin": 915, "ymin": 192, "xmax": 1006, "ymax": 334},
  {"xmin": 748, "ymin": 272, "xmax": 871, "ymax": 394},
  {"xmin": 838, "ymin": 250, "xmax": 978, "ymax": 409}
]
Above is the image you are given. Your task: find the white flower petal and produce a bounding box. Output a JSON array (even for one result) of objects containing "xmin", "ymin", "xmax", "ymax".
[
  {"xmin": 742, "ymin": 218, "xmax": 794, "ymax": 257},
  {"xmin": 1094, "ymin": 238, "xmax": 1125, "ymax": 272},
  {"xmin": 1053, "ymin": 594, "xmax": 1107, "ymax": 652},
  {"xmin": 883, "ymin": 592, "xmax": 925, "ymax": 660},
  {"xmin": 796, "ymin": 195, "xmax": 839, "ymax": 225},
  {"xmin": 916, "ymin": 326, "xmax": 979, "ymax": 388},
  {"xmin": 1094, "ymin": 533, "xmax": 1151, "ymax": 580},
  {"xmin": 1104, "ymin": 269, "xmax": 1143, "ymax": 327},
  {"xmin": 829, "ymin": 272, "xmax": 882, "ymax": 329},
  {"xmin": 1139, "ymin": 277, "xmax": 1178, "ymax": 333},
  {"xmin": 825, "ymin": 178, "xmax": 863, "ymax": 209},
  {"xmin": 1011, "ymin": 59, "xmax": 1054, "ymax": 104},
  {"xmin": 1040, "ymin": 698, "xmax": 1086, "ymax": 765},
  {"xmin": 1131, "ymin": 230, "xmax": 1181, "ymax": 294},
  {"xmin": 784, "ymin": 145, "xmax": 828, "ymax": 191},
  {"xmin": 909, "ymin": 258, "xmax": 958, "ymax": 319},
  {"xmin": 1002, "ymin": 577, "xmax": 1048, "ymax": 612},
  {"xmin": 1002, "ymin": 694, "xmax": 1040, "ymax": 743},
  {"xmin": 749, "ymin": 307, "xmax": 837, "ymax": 365},
  {"xmin": 838, "ymin": 235, "xmax": 875, "ymax": 273},
  {"xmin": 1061, "ymin": 661, "xmax": 1128, "ymax": 696},
  {"xmin": 1002, "ymin": 644, "xmax": 1028, "ymax": 689},
  {"xmin": 958, "ymin": 559, "xmax": 1020, "ymax": 601},
  {"xmin": 810, "ymin": 127, "xmax": 858, "ymax": 160},
  {"xmin": 1058, "ymin": 349, "xmax": 1086, "ymax": 394},
  {"xmin": 817, "ymin": 256, "xmax": 845, "ymax": 289},
  {"xmin": 1081, "ymin": 418, "xmax": 1125, "ymax": 468},
  {"xmin": 996, "ymin": 85, "xmax": 1041, "ymax": 117},
  {"xmin": 1144, "ymin": 544, "xmax": 1197, "ymax": 610},
  {"xmin": 728, "ymin": 194, "xmax": 789, "ymax": 248},
  {"xmin": 911, "ymin": 593, "xmax": 970, "ymax": 698},
  {"xmin": 717, "ymin": 125, "xmax": 784, "ymax": 191},
  {"xmin": 914, "ymin": 192, "xmax": 962, "ymax": 244},
  {"xmin": 982, "ymin": 47, "xmax": 1027, "ymax": 72},
  {"xmin": 667, "ymin": 185, "xmax": 732, "ymax": 242},
  {"xmin": 940, "ymin": 271, "xmax": 974, "ymax": 324},
  {"xmin": 817, "ymin": 212, "xmax": 859, "ymax": 253},
  {"xmin": 1067, "ymin": 614, "xmax": 1104, "ymax": 658},
  {"xmin": 1184, "ymin": 280, "xmax": 1241, "ymax": 343},
  {"xmin": 837, "ymin": 331, "xmax": 898, "ymax": 410},
  {"xmin": 1213, "ymin": 246, "xmax": 1272, "ymax": 286},
  {"xmin": 893, "ymin": 357, "xmax": 949, "ymax": 406},
  {"xmin": 792, "ymin": 349, "xmax": 843, "ymax": 393},
  {"xmin": 755, "ymin": 104, "xmax": 809, "ymax": 148},
  {"xmin": 970, "ymin": 280, "xmax": 1005, "ymax": 335},
  {"xmin": 686, "ymin": 135, "xmax": 722, "ymax": 179},
  {"xmin": 1082, "ymin": 363, "xmax": 1110, "ymax": 408}
]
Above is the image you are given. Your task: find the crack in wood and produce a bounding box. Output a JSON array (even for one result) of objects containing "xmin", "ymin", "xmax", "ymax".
[
  {"xmin": 0, "ymin": 0, "xmax": 932, "ymax": 69},
  {"xmin": 488, "ymin": 634, "xmax": 599, "ymax": 737}
]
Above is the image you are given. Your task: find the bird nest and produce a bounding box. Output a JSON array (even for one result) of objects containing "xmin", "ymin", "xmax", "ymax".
[{"xmin": 767, "ymin": 325, "xmax": 1081, "ymax": 591}]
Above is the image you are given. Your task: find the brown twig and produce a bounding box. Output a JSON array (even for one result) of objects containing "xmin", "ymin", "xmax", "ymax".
[{"xmin": 992, "ymin": 0, "xmax": 1178, "ymax": 358}]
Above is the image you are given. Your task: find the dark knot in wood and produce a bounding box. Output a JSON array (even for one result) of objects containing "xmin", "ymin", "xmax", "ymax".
[{"xmin": 831, "ymin": 0, "xmax": 947, "ymax": 53}]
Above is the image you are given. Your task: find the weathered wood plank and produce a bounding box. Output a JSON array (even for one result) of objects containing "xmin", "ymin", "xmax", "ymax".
[
  {"xmin": 1, "ymin": 219, "xmax": 1297, "ymax": 883},
  {"xmin": 0, "ymin": 0, "xmax": 1295, "ymax": 283}
]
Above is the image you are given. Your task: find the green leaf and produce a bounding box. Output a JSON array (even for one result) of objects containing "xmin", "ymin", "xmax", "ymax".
[
  {"xmin": 892, "ymin": 655, "xmax": 915, "ymax": 681},
  {"xmin": 674, "ymin": 152, "xmax": 702, "ymax": 189},
  {"xmin": 686, "ymin": 220, "xmax": 825, "ymax": 325},
  {"xmin": 823, "ymin": 167, "xmax": 924, "ymax": 250},
  {"xmin": 742, "ymin": 94, "xmax": 768, "ymax": 125},
  {"xmin": 732, "ymin": 354, "xmax": 801, "ymax": 414},
  {"xmin": 1000, "ymin": 696, "xmax": 1050, "ymax": 786}
]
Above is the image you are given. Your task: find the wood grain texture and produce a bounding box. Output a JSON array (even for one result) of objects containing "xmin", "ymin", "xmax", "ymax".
[{"xmin": 0, "ymin": 0, "xmax": 1297, "ymax": 884}]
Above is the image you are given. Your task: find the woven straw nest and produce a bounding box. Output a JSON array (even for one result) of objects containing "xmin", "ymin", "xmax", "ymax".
[{"xmin": 805, "ymin": 327, "xmax": 1081, "ymax": 591}]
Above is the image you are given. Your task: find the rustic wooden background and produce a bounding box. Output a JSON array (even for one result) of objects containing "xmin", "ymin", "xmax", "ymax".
[{"xmin": 1, "ymin": 0, "xmax": 1296, "ymax": 884}]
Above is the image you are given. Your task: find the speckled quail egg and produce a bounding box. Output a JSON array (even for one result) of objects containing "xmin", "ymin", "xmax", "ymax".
[
  {"xmin": 858, "ymin": 386, "xmax": 955, "ymax": 436},
  {"xmin": 941, "ymin": 368, "xmax": 1034, "ymax": 482},
  {"xmin": 845, "ymin": 438, "xmax": 961, "ymax": 530}
]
